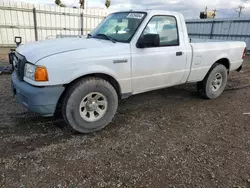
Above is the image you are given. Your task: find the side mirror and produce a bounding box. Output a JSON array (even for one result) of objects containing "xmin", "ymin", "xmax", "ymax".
[{"xmin": 137, "ymin": 34, "xmax": 160, "ymax": 48}]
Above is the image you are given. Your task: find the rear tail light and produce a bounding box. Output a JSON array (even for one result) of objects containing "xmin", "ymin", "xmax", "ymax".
[{"xmin": 242, "ymin": 47, "xmax": 247, "ymax": 59}]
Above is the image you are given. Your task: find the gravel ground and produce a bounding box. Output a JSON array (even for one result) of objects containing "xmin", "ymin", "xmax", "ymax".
[
  {"xmin": 0, "ymin": 48, "xmax": 11, "ymax": 67},
  {"xmin": 0, "ymin": 57, "xmax": 250, "ymax": 188}
]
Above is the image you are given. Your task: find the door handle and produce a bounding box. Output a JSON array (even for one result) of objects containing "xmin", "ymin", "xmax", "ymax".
[{"xmin": 176, "ymin": 52, "xmax": 183, "ymax": 56}]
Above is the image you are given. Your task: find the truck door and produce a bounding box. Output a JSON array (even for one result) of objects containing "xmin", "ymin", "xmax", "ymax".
[{"xmin": 131, "ymin": 15, "xmax": 188, "ymax": 94}]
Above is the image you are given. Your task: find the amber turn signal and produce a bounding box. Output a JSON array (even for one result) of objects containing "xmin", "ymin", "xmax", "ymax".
[{"xmin": 35, "ymin": 67, "xmax": 48, "ymax": 82}]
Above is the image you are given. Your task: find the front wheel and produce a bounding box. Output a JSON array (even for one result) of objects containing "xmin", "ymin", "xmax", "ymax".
[
  {"xmin": 198, "ymin": 63, "xmax": 228, "ymax": 99},
  {"xmin": 62, "ymin": 77, "xmax": 118, "ymax": 133}
]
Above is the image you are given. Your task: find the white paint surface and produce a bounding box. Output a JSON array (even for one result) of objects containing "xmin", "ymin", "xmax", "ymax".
[{"xmin": 16, "ymin": 10, "xmax": 246, "ymax": 95}]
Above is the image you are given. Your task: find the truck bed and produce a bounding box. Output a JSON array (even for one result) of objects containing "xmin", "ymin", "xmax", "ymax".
[{"xmin": 187, "ymin": 39, "xmax": 246, "ymax": 82}]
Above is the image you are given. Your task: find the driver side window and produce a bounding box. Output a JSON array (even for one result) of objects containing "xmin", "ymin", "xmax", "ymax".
[{"xmin": 142, "ymin": 15, "xmax": 179, "ymax": 47}]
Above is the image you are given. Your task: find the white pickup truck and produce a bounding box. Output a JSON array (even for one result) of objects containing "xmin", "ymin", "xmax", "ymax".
[{"xmin": 10, "ymin": 10, "xmax": 247, "ymax": 133}]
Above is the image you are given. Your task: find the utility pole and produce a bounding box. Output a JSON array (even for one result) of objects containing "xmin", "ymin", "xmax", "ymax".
[
  {"xmin": 205, "ymin": 6, "xmax": 208, "ymax": 15},
  {"xmin": 236, "ymin": 5, "xmax": 245, "ymax": 17}
]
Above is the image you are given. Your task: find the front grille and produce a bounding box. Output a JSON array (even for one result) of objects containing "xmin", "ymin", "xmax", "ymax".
[{"xmin": 12, "ymin": 52, "xmax": 26, "ymax": 80}]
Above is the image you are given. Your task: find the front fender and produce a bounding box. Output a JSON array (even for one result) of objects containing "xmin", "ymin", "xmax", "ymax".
[
  {"xmin": 33, "ymin": 48, "xmax": 132, "ymax": 94},
  {"xmin": 67, "ymin": 64, "xmax": 119, "ymax": 84}
]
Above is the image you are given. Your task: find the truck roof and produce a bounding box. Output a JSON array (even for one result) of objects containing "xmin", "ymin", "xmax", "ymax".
[{"xmin": 117, "ymin": 9, "xmax": 179, "ymax": 15}]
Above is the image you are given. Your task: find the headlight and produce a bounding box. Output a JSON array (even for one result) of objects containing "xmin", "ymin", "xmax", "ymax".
[
  {"xmin": 24, "ymin": 63, "xmax": 48, "ymax": 82},
  {"xmin": 24, "ymin": 63, "xmax": 36, "ymax": 80}
]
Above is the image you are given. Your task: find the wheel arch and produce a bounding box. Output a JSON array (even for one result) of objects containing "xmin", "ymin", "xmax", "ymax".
[
  {"xmin": 198, "ymin": 59, "xmax": 229, "ymax": 99},
  {"xmin": 65, "ymin": 73, "xmax": 122, "ymax": 99},
  {"xmin": 213, "ymin": 58, "xmax": 230, "ymax": 71},
  {"xmin": 55, "ymin": 72, "xmax": 122, "ymax": 115},
  {"xmin": 204, "ymin": 58, "xmax": 230, "ymax": 79},
  {"xmin": 197, "ymin": 57, "xmax": 230, "ymax": 86}
]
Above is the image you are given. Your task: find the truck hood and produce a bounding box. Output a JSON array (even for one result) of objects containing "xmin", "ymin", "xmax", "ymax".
[{"xmin": 17, "ymin": 37, "xmax": 116, "ymax": 63}]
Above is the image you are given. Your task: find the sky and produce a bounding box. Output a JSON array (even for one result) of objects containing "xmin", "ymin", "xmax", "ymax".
[{"xmin": 10, "ymin": 0, "xmax": 250, "ymax": 18}]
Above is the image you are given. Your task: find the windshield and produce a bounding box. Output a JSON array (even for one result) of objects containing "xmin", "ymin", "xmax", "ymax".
[{"xmin": 90, "ymin": 12, "xmax": 147, "ymax": 43}]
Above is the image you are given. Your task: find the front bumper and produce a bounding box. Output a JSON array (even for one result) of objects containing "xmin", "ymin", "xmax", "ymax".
[{"xmin": 11, "ymin": 71, "xmax": 65, "ymax": 117}]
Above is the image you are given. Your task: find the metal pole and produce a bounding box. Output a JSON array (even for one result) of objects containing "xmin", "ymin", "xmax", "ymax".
[
  {"xmin": 80, "ymin": 13, "xmax": 83, "ymax": 35},
  {"xmin": 210, "ymin": 20, "xmax": 215, "ymax": 39},
  {"xmin": 227, "ymin": 21, "xmax": 233, "ymax": 39},
  {"xmin": 239, "ymin": 8, "xmax": 242, "ymax": 17},
  {"xmin": 212, "ymin": 9, "xmax": 217, "ymax": 18},
  {"xmin": 239, "ymin": 7, "xmax": 241, "ymax": 17},
  {"xmin": 33, "ymin": 7, "xmax": 38, "ymax": 41}
]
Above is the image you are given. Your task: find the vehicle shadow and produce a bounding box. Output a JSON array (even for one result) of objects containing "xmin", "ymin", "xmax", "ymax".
[{"xmin": 5, "ymin": 83, "xmax": 200, "ymax": 135}]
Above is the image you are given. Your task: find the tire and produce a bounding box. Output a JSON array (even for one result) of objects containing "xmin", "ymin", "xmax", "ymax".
[
  {"xmin": 62, "ymin": 77, "xmax": 118, "ymax": 133},
  {"xmin": 198, "ymin": 63, "xmax": 228, "ymax": 99}
]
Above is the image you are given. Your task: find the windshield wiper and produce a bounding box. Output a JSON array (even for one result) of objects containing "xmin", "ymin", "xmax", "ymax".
[{"xmin": 96, "ymin": 33, "xmax": 116, "ymax": 43}]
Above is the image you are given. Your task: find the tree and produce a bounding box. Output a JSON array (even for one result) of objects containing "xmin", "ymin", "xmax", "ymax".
[
  {"xmin": 79, "ymin": 0, "xmax": 85, "ymax": 9},
  {"xmin": 55, "ymin": 0, "xmax": 61, "ymax": 6},
  {"xmin": 105, "ymin": 0, "xmax": 111, "ymax": 8},
  {"xmin": 55, "ymin": 0, "xmax": 66, "ymax": 7}
]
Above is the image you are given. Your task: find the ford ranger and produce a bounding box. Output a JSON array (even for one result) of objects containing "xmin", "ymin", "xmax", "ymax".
[{"xmin": 10, "ymin": 10, "xmax": 247, "ymax": 133}]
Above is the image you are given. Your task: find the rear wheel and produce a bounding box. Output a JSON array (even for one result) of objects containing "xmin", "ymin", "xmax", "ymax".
[
  {"xmin": 62, "ymin": 77, "xmax": 118, "ymax": 133},
  {"xmin": 198, "ymin": 63, "xmax": 228, "ymax": 99}
]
